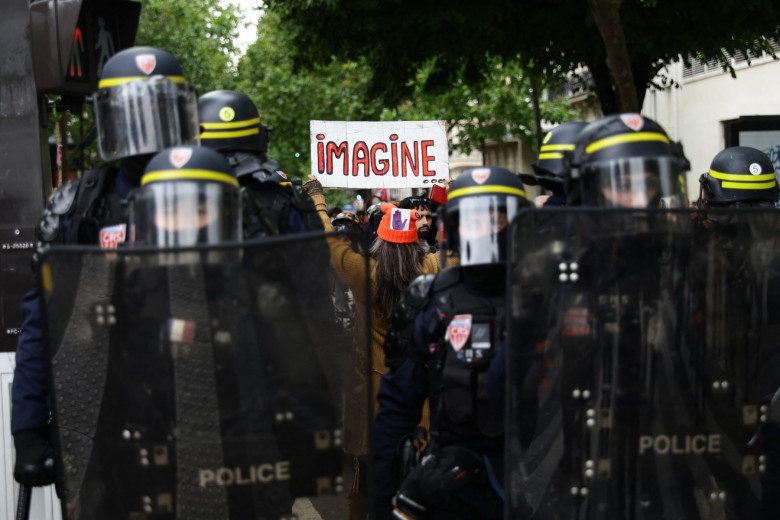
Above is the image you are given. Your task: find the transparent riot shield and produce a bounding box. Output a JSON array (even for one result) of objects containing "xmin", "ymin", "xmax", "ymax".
[
  {"xmin": 507, "ymin": 208, "xmax": 780, "ymax": 519},
  {"xmin": 38, "ymin": 231, "xmax": 371, "ymax": 520}
]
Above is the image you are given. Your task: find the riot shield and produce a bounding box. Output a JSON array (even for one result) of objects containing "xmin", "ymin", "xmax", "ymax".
[
  {"xmin": 507, "ymin": 208, "xmax": 780, "ymax": 519},
  {"xmin": 38, "ymin": 231, "xmax": 371, "ymax": 520}
]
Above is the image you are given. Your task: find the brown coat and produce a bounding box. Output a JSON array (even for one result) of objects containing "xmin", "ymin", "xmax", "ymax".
[{"xmin": 312, "ymin": 194, "xmax": 437, "ymax": 454}]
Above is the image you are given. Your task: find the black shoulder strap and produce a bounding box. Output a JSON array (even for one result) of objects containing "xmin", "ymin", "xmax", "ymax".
[
  {"xmin": 384, "ymin": 273, "xmax": 438, "ymax": 369},
  {"xmin": 71, "ymin": 164, "xmax": 117, "ymax": 244},
  {"xmin": 289, "ymin": 185, "xmax": 324, "ymax": 231}
]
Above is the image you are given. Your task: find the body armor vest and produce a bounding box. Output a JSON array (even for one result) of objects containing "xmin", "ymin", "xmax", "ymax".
[{"xmin": 427, "ymin": 267, "xmax": 506, "ymax": 440}]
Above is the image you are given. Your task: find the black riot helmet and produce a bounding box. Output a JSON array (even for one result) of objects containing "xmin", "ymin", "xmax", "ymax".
[
  {"xmin": 93, "ymin": 46, "xmax": 199, "ymax": 162},
  {"xmin": 198, "ymin": 90, "xmax": 282, "ymax": 182},
  {"xmin": 331, "ymin": 211, "xmax": 363, "ymax": 234},
  {"xmin": 565, "ymin": 113, "xmax": 689, "ymax": 208},
  {"xmin": 442, "ymin": 166, "xmax": 531, "ymax": 266},
  {"xmin": 531, "ymin": 121, "xmax": 588, "ymax": 193},
  {"xmin": 198, "ymin": 90, "xmax": 270, "ymax": 155},
  {"xmin": 129, "ymin": 145, "xmax": 241, "ymax": 247},
  {"xmin": 699, "ymin": 146, "xmax": 778, "ymax": 207}
]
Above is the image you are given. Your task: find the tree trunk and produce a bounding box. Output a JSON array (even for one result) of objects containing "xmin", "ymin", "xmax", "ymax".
[
  {"xmin": 529, "ymin": 74, "xmax": 543, "ymax": 152},
  {"xmin": 587, "ymin": 0, "xmax": 639, "ymax": 113}
]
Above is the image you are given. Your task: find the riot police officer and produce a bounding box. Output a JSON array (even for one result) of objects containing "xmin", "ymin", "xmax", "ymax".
[
  {"xmin": 522, "ymin": 121, "xmax": 588, "ymax": 207},
  {"xmin": 11, "ymin": 46, "xmax": 199, "ymax": 488},
  {"xmin": 129, "ymin": 145, "xmax": 242, "ymax": 247},
  {"xmin": 198, "ymin": 89, "xmax": 322, "ymax": 235},
  {"xmin": 698, "ymin": 145, "xmax": 779, "ymax": 209},
  {"xmin": 564, "ymin": 113, "xmax": 689, "ymax": 208},
  {"xmin": 372, "ymin": 166, "xmax": 531, "ymax": 519}
]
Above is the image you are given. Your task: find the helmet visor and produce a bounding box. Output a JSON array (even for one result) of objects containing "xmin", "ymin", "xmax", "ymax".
[
  {"xmin": 586, "ymin": 156, "xmax": 686, "ymax": 208},
  {"xmin": 455, "ymin": 195, "xmax": 521, "ymax": 265},
  {"xmin": 94, "ymin": 78, "xmax": 200, "ymax": 161},
  {"xmin": 130, "ymin": 181, "xmax": 241, "ymax": 247}
]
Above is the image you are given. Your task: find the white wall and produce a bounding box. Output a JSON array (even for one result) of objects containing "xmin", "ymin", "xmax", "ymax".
[
  {"xmin": 643, "ymin": 58, "xmax": 780, "ymax": 197},
  {"xmin": 1, "ymin": 352, "xmax": 62, "ymax": 520}
]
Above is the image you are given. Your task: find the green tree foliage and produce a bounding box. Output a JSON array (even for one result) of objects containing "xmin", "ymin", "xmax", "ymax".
[
  {"xmin": 266, "ymin": 0, "xmax": 780, "ymax": 114},
  {"xmin": 381, "ymin": 57, "xmax": 578, "ymax": 155},
  {"xmin": 55, "ymin": 0, "xmax": 244, "ymax": 177},
  {"xmin": 134, "ymin": 0, "xmax": 242, "ymax": 92},
  {"xmin": 234, "ymin": 10, "xmax": 384, "ymax": 178}
]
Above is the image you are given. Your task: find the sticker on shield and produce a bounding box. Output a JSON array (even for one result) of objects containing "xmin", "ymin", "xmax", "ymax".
[
  {"xmin": 168, "ymin": 318, "xmax": 196, "ymax": 343},
  {"xmin": 135, "ymin": 54, "xmax": 157, "ymax": 75},
  {"xmin": 561, "ymin": 308, "xmax": 590, "ymax": 337},
  {"xmin": 447, "ymin": 314, "xmax": 472, "ymax": 352},
  {"xmin": 169, "ymin": 147, "xmax": 193, "ymax": 168}
]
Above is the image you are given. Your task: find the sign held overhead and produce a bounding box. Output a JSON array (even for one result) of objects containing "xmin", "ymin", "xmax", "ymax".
[{"xmin": 310, "ymin": 120, "xmax": 449, "ymax": 189}]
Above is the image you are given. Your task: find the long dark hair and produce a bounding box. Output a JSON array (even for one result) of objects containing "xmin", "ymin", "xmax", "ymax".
[{"xmin": 370, "ymin": 239, "xmax": 425, "ymax": 320}]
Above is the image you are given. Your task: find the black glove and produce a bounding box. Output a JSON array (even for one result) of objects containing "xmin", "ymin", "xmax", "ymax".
[
  {"xmin": 303, "ymin": 177, "xmax": 324, "ymax": 197},
  {"xmin": 14, "ymin": 428, "xmax": 55, "ymax": 486}
]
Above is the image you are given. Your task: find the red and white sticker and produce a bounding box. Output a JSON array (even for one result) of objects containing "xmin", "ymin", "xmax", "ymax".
[
  {"xmin": 620, "ymin": 113, "xmax": 644, "ymax": 131},
  {"xmin": 169, "ymin": 147, "xmax": 193, "ymax": 168},
  {"xmin": 99, "ymin": 223, "xmax": 127, "ymax": 249},
  {"xmin": 471, "ymin": 168, "xmax": 491, "ymax": 184},
  {"xmin": 277, "ymin": 170, "xmax": 288, "ymax": 180},
  {"xmin": 135, "ymin": 54, "xmax": 157, "ymax": 75},
  {"xmin": 561, "ymin": 308, "xmax": 590, "ymax": 337},
  {"xmin": 448, "ymin": 314, "xmax": 472, "ymax": 352}
]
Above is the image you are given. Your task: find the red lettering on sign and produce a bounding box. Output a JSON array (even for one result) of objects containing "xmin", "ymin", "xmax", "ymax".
[
  {"xmin": 371, "ymin": 143, "xmax": 389, "ymax": 175},
  {"xmin": 326, "ymin": 142, "xmax": 348, "ymax": 175},
  {"xmin": 352, "ymin": 141, "xmax": 369, "ymax": 177},
  {"xmin": 315, "ymin": 134, "xmax": 439, "ymax": 178},
  {"xmin": 421, "ymin": 140, "xmax": 435, "ymax": 176},
  {"xmin": 401, "ymin": 142, "xmax": 419, "ymax": 177}
]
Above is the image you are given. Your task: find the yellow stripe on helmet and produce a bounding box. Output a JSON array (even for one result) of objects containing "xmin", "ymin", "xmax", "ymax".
[
  {"xmin": 448, "ymin": 185, "xmax": 527, "ymax": 200},
  {"xmin": 200, "ymin": 128, "xmax": 260, "ymax": 139},
  {"xmin": 708, "ymin": 169, "xmax": 776, "ymax": 182},
  {"xmin": 537, "ymin": 152, "xmax": 564, "ymax": 160},
  {"xmin": 98, "ymin": 75, "xmax": 187, "ymax": 88},
  {"xmin": 721, "ymin": 180, "xmax": 777, "ymax": 190},
  {"xmin": 540, "ymin": 144, "xmax": 575, "ymax": 152},
  {"xmin": 141, "ymin": 169, "xmax": 238, "ymax": 187},
  {"xmin": 585, "ymin": 132, "xmax": 670, "ymax": 155},
  {"xmin": 201, "ymin": 118, "xmax": 261, "ymax": 130}
]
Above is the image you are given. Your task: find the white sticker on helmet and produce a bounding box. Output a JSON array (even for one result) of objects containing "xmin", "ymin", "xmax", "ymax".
[
  {"xmin": 169, "ymin": 147, "xmax": 193, "ymax": 168},
  {"xmin": 135, "ymin": 54, "xmax": 157, "ymax": 75},
  {"xmin": 471, "ymin": 168, "xmax": 491, "ymax": 184},
  {"xmin": 620, "ymin": 113, "xmax": 644, "ymax": 131}
]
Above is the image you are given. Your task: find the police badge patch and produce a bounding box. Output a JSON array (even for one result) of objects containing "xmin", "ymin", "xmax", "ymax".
[
  {"xmin": 99, "ymin": 223, "xmax": 126, "ymax": 249},
  {"xmin": 447, "ymin": 314, "xmax": 472, "ymax": 352}
]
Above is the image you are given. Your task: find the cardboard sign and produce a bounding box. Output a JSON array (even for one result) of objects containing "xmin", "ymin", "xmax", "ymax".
[{"xmin": 310, "ymin": 120, "xmax": 449, "ymax": 189}]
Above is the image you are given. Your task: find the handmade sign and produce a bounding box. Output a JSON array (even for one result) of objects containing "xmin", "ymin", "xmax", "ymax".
[{"xmin": 310, "ymin": 120, "xmax": 449, "ymax": 189}]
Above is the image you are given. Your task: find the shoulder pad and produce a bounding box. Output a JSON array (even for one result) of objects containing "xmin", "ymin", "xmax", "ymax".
[
  {"xmin": 431, "ymin": 266, "xmax": 462, "ymax": 293},
  {"xmin": 38, "ymin": 180, "xmax": 80, "ymax": 243},
  {"xmin": 408, "ymin": 273, "xmax": 437, "ymax": 302},
  {"xmin": 384, "ymin": 274, "xmax": 437, "ymax": 368}
]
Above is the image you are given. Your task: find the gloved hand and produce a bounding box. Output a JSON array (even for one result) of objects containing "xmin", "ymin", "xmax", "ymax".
[
  {"xmin": 303, "ymin": 175, "xmax": 324, "ymax": 196},
  {"xmin": 394, "ymin": 446, "xmax": 487, "ymax": 518},
  {"xmin": 14, "ymin": 428, "xmax": 55, "ymax": 486}
]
